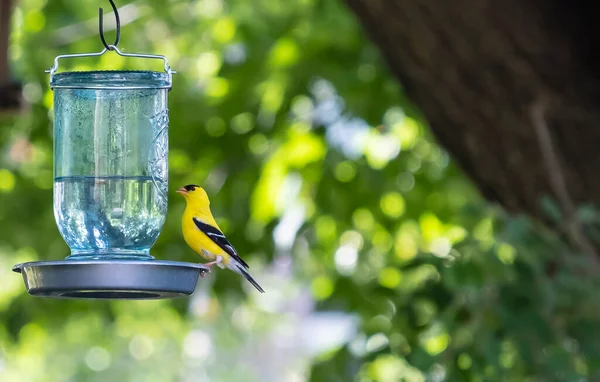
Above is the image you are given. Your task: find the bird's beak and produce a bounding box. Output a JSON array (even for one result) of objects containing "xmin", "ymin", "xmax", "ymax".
[{"xmin": 176, "ymin": 187, "xmax": 187, "ymax": 196}]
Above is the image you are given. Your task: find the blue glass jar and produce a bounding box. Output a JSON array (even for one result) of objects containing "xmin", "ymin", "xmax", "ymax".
[{"xmin": 51, "ymin": 71, "xmax": 170, "ymax": 260}]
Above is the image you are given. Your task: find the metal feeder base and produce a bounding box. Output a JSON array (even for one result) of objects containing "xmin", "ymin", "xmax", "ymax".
[{"xmin": 12, "ymin": 260, "xmax": 209, "ymax": 300}]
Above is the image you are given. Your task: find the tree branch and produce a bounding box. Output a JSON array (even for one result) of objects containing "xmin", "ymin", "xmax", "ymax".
[{"xmin": 531, "ymin": 98, "xmax": 600, "ymax": 269}]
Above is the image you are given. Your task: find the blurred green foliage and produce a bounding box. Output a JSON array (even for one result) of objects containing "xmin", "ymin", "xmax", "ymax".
[{"xmin": 1, "ymin": 0, "xmax": 600, "ymax": 381}]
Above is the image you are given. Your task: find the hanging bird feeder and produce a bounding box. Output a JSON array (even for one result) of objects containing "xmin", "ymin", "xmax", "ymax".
[{"xmin": 12, "ymin": 1, "xmax": 208, "ymax": 299}]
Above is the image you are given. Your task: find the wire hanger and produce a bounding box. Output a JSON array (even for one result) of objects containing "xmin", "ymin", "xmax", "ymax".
[
  {"xmin": 99, "ymin": 0, "xmax": 121, "ymax": 50},
  {"xmin": 46, "ymin": 0, "xmax": 175, "ymax": 85}
]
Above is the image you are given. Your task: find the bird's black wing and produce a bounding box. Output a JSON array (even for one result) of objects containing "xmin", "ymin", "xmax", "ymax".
[{"xmin": 193, "ymin": 217, "xmax": 249, "ymax": 269}]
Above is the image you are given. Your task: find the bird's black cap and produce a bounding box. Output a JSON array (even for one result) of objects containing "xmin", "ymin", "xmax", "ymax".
[{"xmin": 183, "ymin": 184, "xmax": 200, "ymax": 192}]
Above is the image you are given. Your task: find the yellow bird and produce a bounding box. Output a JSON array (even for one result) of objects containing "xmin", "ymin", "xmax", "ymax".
[{"xmin": 177, "ymin": 184, "xmax": 265, "ymax": 293}]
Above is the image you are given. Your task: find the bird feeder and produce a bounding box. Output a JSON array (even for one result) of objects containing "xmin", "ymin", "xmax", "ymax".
[{"xmin": 12, "ymin": 1, "xmax": 207, "ymax": 299}]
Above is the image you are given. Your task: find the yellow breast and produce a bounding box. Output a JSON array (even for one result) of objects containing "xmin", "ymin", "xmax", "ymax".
[{"xmin": 182, "ymin": 209, "xmax": 231, "ymax": 264}]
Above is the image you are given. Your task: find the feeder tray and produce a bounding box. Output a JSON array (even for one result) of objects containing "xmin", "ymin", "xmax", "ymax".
[{"xmin": 13, "ymin": 260, "xmax": 209, "ymax": 299}]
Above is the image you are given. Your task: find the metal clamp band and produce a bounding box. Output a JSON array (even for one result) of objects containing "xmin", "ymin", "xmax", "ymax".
[{"xmin": 46, "ymin": 45, "xmax": 176, "ymax": 85}]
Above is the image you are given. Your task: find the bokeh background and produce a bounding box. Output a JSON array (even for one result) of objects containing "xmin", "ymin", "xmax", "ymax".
[{"xmin": 2, "ymin": 0, "xmax": 600, "ymax": 381}]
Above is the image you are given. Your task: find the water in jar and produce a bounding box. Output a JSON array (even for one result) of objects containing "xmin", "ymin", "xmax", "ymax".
[{"xmin": 54, "ymin": 175, "xmax": 167, "ymax": 258}]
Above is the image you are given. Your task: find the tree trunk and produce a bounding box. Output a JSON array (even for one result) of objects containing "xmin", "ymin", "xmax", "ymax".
[
  {"xmin": 0, "ymin": 0, "xmax": 11, "ymax": 82},
  {"xmin": 345, "ymin": 0, "xmax": 600, "ymax": 221},
  {"xmin": 0, "ymin": 0, "xmax": 22, "ymax": 112}
]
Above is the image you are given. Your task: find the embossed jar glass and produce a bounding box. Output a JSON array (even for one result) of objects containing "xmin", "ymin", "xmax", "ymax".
[{"xmin": 51, "ymin": 71, "xmax": 169, "ymax": 260}]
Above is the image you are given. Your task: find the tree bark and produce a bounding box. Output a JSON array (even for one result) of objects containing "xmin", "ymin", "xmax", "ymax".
[{"xmin": 345, "ymin": 0, "xmax": 600, "ymax": 220}]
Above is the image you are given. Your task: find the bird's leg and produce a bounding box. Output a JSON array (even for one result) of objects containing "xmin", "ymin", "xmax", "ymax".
[{"xmin": 202, "ymin": 256, "xmax": 223, "ymax": 274}]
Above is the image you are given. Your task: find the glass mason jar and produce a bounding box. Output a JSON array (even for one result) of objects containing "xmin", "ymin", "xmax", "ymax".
[{"xmin": 51, "ymin": 71, "xmax": 170, "ymax": 260}]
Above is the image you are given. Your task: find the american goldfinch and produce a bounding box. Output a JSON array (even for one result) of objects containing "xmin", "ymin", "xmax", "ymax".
[{"xmin": 177, "ymin": 184, "xmax": 265, "ymax": 293}]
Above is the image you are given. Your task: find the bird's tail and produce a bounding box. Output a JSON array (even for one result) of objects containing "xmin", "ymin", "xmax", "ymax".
[{"xmin": 234, "ymin": 264, "xmax": 265, "ymax": 293}]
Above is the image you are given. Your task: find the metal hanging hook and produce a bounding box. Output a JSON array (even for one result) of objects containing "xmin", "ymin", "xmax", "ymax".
[
  {"xmin": 99, "ymin": 0, "xmax": 121, "ymax": 50},
  {"xmin": 46, "ymin": 0, "xmax": 175, "ymax": 84}
]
